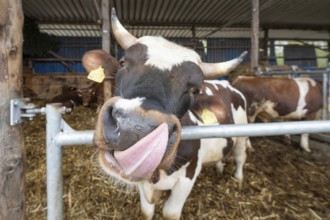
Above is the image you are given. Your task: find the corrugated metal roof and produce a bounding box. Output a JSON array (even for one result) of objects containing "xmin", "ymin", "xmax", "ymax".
[{"xmin": 23, "ymin": 0, "xmax": 330, "ymax": 40}]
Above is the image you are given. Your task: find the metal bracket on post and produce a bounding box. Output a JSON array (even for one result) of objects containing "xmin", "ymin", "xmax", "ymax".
[
  {"xmin": 10, "ymin": 98, "xmax": 72, "ymax": 126},
  {"xmin": 10, "ymin": 98, "xmax": 45, "ymax": 125}
]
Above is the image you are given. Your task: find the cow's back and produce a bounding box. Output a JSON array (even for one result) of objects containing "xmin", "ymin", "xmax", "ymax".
[
  {"xmin": 232, "ymin": 76, "xmax": 298, "ymax": 113},
  {"xmin": 232, "ymin": 76, "xmax": 322, "ymax": 121}
]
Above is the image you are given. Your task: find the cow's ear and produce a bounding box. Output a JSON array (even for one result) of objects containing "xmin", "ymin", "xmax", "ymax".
[{"xmin": 82, "ymin": 50, "xmax": 119, "ymax": 76}]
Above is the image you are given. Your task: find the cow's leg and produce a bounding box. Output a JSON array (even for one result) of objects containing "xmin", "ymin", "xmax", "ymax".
[
  {"xmin": 233, "ymin": 137, "xmax": 247, "ymax": 183},
  {"xmin": 300, "ymin": 133, "xmax": 311, "ymax": 152},
  {"xmin": 300, "ymin": 113, "xmax": 316, "ymax": 152},
  {"xmin": 162, "ymin": 177, "xmax": 196, "ymax": 220},
  {"xmin": 138, "ymin": 183, "xmax": 155, "ymax": 220},
  {"xmin": 246, "ymin": 138, "xmax": 254, "ymax": 152},
  {"xmin": 283, "ymin": 134, "xmax": 291, "ymax": 145},
  {"xmin": 215, "ymin": 161, "xmax": 225, "ymax": 174},
  {"xmin": 247, "ymin": 104, "xmax": 259, "ymax": 123}
]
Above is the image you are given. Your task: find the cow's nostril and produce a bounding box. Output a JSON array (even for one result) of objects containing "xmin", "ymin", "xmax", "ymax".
[
  {"xmin": 102, "ymin": 106, "xmax": 121, "ymax": 145},
  {"xmin": 104, "ymin": 106, "xmax": 116, "ymax": 125}
]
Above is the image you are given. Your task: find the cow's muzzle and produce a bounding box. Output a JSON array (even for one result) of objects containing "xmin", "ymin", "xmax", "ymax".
[{"xmin": 94, "ymin": 97, "xmax": 181, "ymax": 182}]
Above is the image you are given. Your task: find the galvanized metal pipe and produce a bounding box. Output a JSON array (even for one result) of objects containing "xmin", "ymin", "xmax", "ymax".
[
  {"xmin": 55, "ymin": 130, "xmax": 94, "ymax": 145},
  {"xmin": 48, "ymin": 102, "xmax": 330, "ymax": 220},
  {"xmin": 46, "ymin": 104, "xmax": 64, "ymax": 220},
  {"xmin": 55, "ymin": 120, "xmax": 330, "ymax": 145},
  {"xmin": 181, "ymin": 120, "xmax": 330, "ymax": 140}
]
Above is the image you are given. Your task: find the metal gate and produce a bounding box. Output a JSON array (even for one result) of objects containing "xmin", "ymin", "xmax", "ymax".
[{"xmin": 45, "ymin": 104, "xmax": 330, "ymax": 220}]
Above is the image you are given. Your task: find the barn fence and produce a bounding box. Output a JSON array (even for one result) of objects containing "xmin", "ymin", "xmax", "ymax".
[{"xmin": 45, "ymin": 101, "xmax": 330, "ymax": 220}]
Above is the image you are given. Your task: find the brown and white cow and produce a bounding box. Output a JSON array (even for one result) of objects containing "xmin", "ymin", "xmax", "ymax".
[
  {"xmin": 92, "ymin": 8, "xmax": 249, "ymax": 219},
  {"xmin": 49, "ymin": 89, "xmax": 83, "ymax": 110},
  {"xmin": 82, "ymin": 50, "xmax": 119, "ymax": 108},
  {"xmin": 77, "ymin": 82, "xmax": 104, "ymax": 108},
  {"xmin": 49, "ymin": 84, "xmax": 103, "ymax": 109},
  {"xmin": 232, "ymin": 76, "xmax": 323, "ymax": 152}
]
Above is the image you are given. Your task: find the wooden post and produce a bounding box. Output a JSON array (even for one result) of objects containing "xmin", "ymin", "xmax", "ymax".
[
  {"xmin": 101, "ymin": 0, "xmax": 112, "ymax": 101},
  {"xmin": 0, "ymin": 0, "xmax": 25, "ymax": 219},
  {"xmin": 251, "ymin": 0, "xmax": 259, "ymax": 73}
]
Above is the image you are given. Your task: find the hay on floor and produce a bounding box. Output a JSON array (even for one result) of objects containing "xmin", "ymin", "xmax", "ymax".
[{"xmin": 24, "ymin": 103, "xmax": 330, "ymax": 219}]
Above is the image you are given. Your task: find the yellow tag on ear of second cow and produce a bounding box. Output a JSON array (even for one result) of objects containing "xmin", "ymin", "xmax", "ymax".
[
  {"xmin": 201, "ymin": 109, "xmax": 218, "ymax": 125},
  {"xmin": 87, "ymin": 66, "xmax": 105, "ymax": 83}
]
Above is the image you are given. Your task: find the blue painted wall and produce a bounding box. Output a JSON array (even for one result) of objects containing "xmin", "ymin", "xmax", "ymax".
[
  {"xmin": 30, "ymin": 37, "xmax": 270, "ymax": 74},
  {"xmin": 32, "ymin": 37, "xmax": 102, "ymax": 74}
]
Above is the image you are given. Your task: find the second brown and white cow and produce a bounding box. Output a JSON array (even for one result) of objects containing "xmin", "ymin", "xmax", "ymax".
[
  {"xmin": 91, "ymin": 8, "xmax": 249, "ymax": 219},
  {"xmin": 232, "ymin": 76, "xmax": 323, "ymax": 152}
]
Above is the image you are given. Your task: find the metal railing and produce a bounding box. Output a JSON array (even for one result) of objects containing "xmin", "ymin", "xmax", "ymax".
[{"xmin": 46, "ymin": 103, "xmax": 330, "ymax": 220}]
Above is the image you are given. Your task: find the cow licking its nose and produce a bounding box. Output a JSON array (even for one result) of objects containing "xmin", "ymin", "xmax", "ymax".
[
  {"xmin": 94, "ymin": 96, "xmax": 182, "ymax": 182},
  {"xmin": 102, "ymin": 100, "xmax": 164, "ymax": 151}
]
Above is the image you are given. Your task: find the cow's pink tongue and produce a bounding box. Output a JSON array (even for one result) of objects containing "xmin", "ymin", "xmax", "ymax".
[{"xmin": 114, "ymin": 123, "xmax": 169, "ymax": 179}]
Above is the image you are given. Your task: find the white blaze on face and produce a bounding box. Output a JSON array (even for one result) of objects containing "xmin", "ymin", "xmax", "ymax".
[{"xmin": 137, "ymin": 36, "xmax": 202, "ymax": 70}]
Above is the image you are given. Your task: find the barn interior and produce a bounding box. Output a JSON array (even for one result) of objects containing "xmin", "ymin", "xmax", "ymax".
[{"xmin": 5, "ymin": 0, "xmax": 330, "ymax": 219}]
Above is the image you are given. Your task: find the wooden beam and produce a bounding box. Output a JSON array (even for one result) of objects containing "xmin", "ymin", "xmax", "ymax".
[
  {"xmin": 0, "ymin": 0, "xmax": 26, "ymax": 219},
  {"xmin": 102, "ymin": 0, "xmax": 112, "ymax": 100},
  {"xmin": 251, "ymin": 0, "xmax": 259, "ymax": 72},
  {"xmin": 48, "ymin": 50, "xmax": 78, "ymax": 74}
]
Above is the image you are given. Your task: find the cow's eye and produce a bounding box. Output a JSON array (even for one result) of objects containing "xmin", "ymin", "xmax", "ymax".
[
  {"xmin": 190, "ymin": 87, "xmax": 200, "ymax": 95},
  {"xmin": 119, "ymin": 58, "xmax": 125, "ymax": 67}
]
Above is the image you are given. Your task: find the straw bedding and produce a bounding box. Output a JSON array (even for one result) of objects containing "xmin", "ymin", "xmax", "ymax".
[{"xmin": 24, "ymin": 104, "xmax": 330, "ymax": 219}]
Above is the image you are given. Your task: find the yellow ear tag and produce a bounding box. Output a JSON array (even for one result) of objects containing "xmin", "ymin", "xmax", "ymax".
[
  {"xmin": 87, "ymin": 66, "xmax": 105, "ymax": 83},
  {"xmin": 201, "ymin": 109, "xmax": 218, "ymax": 125}
]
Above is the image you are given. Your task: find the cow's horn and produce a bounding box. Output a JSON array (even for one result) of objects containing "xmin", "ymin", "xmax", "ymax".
[
  {"xmin": 200, "ymin": 51, "xmax": 248, "ymax": 79},
  {"xmin": 111, "ymin": 8, "xmax": 137, "ymax": 50}
]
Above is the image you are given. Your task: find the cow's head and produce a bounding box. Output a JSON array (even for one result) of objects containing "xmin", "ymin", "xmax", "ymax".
[{"xmin": 93, "ymin": 8, "xmax": 246, "ymax": 184}]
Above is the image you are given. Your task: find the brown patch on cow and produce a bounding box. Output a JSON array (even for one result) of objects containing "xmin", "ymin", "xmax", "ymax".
[
  {"xmin": 222, "ymin": 138, "xmax": 234, "ymax": 159},
  {"xmin": 151, "ymin": 169, "xmax": 160, "ymax": 184},
  {"xmin": 184, "ymin": 145, "xmax": 199, "ymax": 179},
  {"xmin": 232, "ymin": 77, "xmax": 300, "ymax": 117},
  {"xmin": 175, "ymin": 140, "xmax": 200, "ymax": 180},
  {"xmin": 198, "ymin": 81, "xmax": 247, "ymax": 123},
  {"xmin": 163, "ymin": 113, "xmax": 201, "ymax": 180}
]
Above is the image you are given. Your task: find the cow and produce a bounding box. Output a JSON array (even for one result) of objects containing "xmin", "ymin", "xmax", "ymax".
[
  {"xmin": 77, "ymin": 82, "xmax": 104, "ymax": 108},
  {"xmin": 232, "ymin": 76, "xmax": 323, "ymax": 152},
  {"xmin": 81, "ymin": 50, "xmax": 120, "ymax": 109},
  {"xmin": 92, "ymin": 8, "xmax": 249, "ymax": 219},
  {"xmin": 49, "ymin": 89, "xmax": 83, "ymax": 110},
  {"xmin": 49, "ymin": 84, "xmax": 102, "ymax": 109}
]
